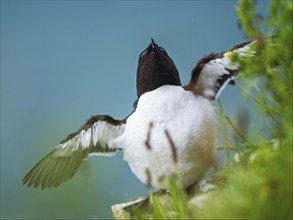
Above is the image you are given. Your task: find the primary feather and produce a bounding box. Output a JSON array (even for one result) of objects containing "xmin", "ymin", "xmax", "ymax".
[{"xmin": 22, "ymin": 115, "xmax": 125, "ymax": 189}]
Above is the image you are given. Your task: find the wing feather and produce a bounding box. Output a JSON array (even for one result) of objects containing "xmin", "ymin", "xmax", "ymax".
[
  {"xmin": 185, "ymin": 40, "xmax": 255, "ymax": 100},
  {"xmin": 22, "ymin": 115, "xmax": 125, "ymax": 189}
]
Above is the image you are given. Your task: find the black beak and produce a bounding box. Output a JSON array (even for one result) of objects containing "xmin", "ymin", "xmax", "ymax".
[
  {"xmin": 139, "ymin": 38, "xmax": 162, "ymax": 60},
  {"xmin": 150, "ymin": 38, "xmax": 160, "ymax": 51}
]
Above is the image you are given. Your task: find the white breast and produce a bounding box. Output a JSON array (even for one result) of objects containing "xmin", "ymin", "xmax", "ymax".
[{"xmin": 111, "ymin": 85, "xmax": 217, "ymax": 189}]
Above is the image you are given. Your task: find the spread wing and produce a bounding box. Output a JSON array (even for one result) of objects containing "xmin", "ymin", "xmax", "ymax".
[
  {"xmin": 185, "ymin": 40, "xmax": 255, "ymax": 100},
  {"xmin": 22, "ymin": 115, "xmax": 125, "ymax": 189}
]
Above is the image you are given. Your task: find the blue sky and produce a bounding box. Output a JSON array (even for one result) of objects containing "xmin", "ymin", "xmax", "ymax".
[{"xmin": 1, "ymin": 1, "xmax": 269, "ymax": 219}]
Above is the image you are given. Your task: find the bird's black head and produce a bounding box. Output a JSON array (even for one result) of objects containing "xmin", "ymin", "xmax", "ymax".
[{"xmin": 136, "ymin": 39, "xmax": 181, "ymax": 97}]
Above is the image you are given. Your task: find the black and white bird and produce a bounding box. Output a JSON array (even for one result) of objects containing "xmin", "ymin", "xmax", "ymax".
[{"xmin": 23, "ymin": 38, "xmax": 254, "ymax": 190}]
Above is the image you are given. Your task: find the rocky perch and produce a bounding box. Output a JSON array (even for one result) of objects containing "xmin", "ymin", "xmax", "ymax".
[{"xmin": 111, "ymin": 179, "xmax": 219, "ymax": 219}]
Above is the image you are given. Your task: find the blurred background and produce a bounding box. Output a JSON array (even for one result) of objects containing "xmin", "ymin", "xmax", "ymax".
[{"xmin": 1, "ymin": 1, "xmax": 269, "ymax": 219}]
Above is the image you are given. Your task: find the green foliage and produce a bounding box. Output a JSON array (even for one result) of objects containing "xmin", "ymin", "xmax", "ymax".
[
  {"xmin": 132, "ymin": 0, "xmax": 293, "ymax": 219},
  {"xmin": 212, "ymin": 1, "xmax": 293, "ymax": 219},
  {"xmin": 132, "ymin": 177, "xmax": 191, "ymax": 220},
  {"xmin": 236, "ymin": 0, "xmax": 293, "ymax": 139}
]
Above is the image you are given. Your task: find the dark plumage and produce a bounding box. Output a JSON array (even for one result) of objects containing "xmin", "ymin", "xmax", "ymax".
[{"xmin": 136, "ymin": 38, "xmax": 181, "ymax": 97}]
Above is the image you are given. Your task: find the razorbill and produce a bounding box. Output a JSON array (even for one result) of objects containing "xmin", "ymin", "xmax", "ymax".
[{"xmin": 22, "ymin": 38, "xmax": 254, "ymax": 189}]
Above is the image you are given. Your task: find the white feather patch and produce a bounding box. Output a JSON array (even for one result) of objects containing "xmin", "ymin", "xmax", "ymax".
[
  {"xmin": 198, "ymin": 41, "xmax": 255, "ymax": 100},
  {"xmin": 56, "ymin": 120, "xmax": 125, "ymax": 154},
  {"xmin": 215, "ymin": 76, "xmax": 235, "ymax": 100}
]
